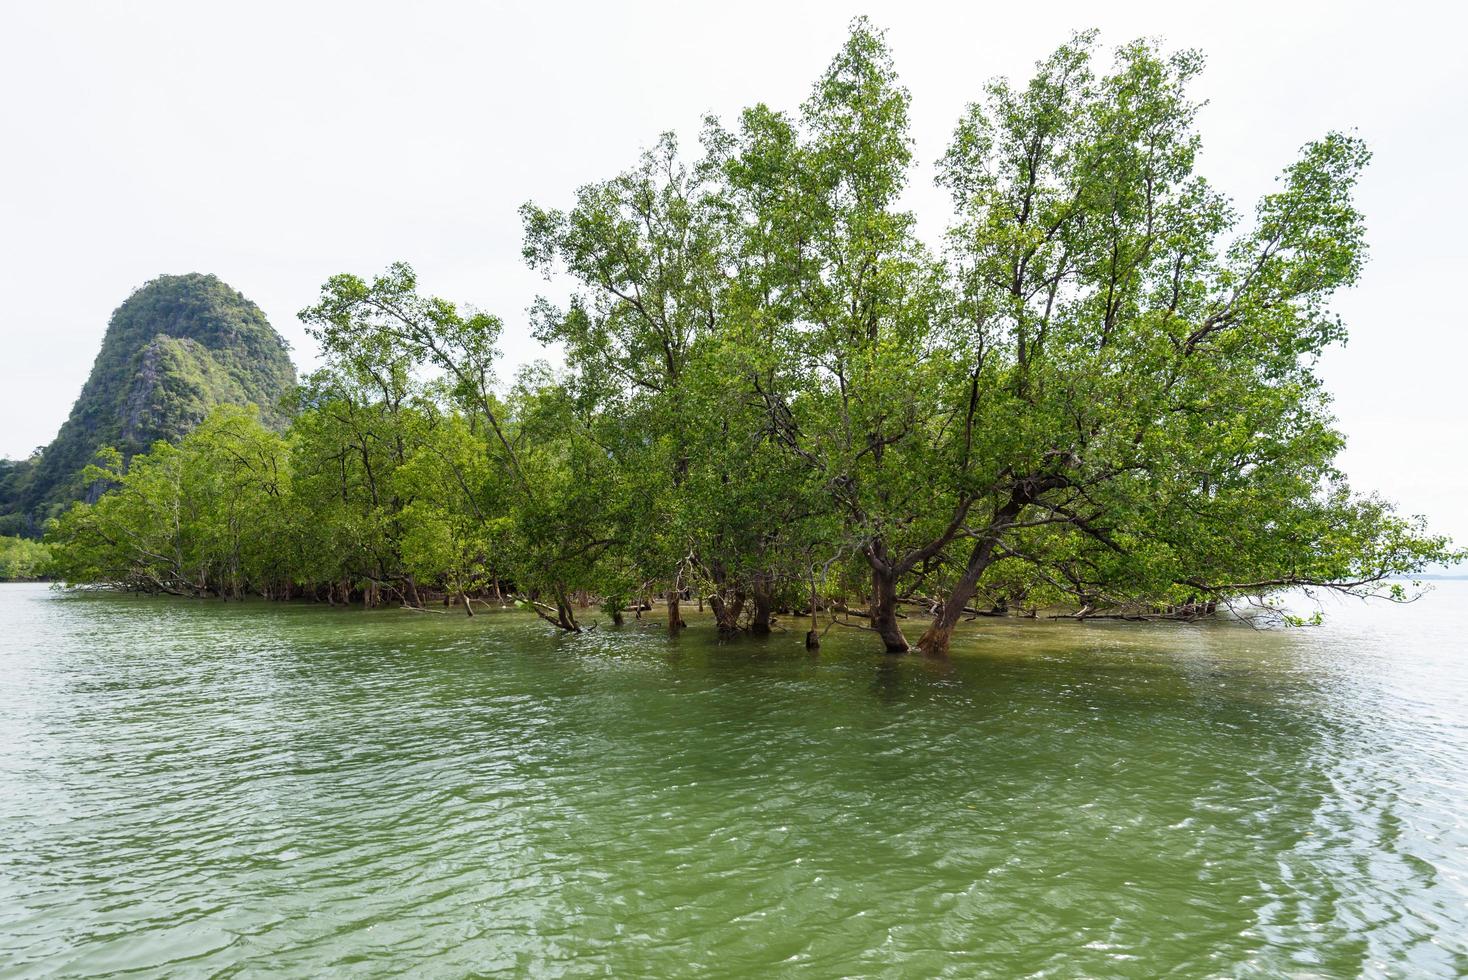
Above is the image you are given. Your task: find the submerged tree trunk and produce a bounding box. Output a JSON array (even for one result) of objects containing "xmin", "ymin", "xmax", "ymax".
[
  {"xmin": 870, "ymin": 565, "xmax": 908, "ymax": 653},
  {"xmin": 750, "ymin": 574, "xmax": 774, "ymax": 635},
  {"xmin": 806, "ymin": 568, "xmax": 821, "ymax": 650},
  {"xmin": 554, "ymin": 593, "xmax": 580, "ymax": 632},
  {"xmin": 914, "ymin": 619, "xmax": 952, "ymax": 656},
  {"xmin": 666, "ymin": 586, "xmax": 685, "ymax": 632},
  {"xmin": 525, "ymin": 587, "xmax": 581, "ymax": 632},
  {"xmin": 915, "ymin": 534, "xmax": 1004, "ymax": 656},
  {"xmin": 708, "ymin": 589, "xmax": 745, "ymax": 634}
]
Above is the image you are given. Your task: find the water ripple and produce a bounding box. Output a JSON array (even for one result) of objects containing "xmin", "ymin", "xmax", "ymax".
[{"xmin": 1, "ymin": 584, "xmax": 1466, "ymax": 976}]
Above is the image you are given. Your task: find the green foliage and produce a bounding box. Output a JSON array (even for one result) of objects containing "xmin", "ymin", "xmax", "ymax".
[
  {"xmin": 41, "ymin": 22, "xmax": 1463, "ymax": 647},
  {"xmin": 0, "ymin": 535, "xmax": 51, "ymax": 581},
  {"xmin": 46, "ymin": 406, "xmax": 291, "ymax": 596}
]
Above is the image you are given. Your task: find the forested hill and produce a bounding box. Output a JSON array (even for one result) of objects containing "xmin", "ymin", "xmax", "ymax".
[{"xmin": 0, "ymin": 274, "xmax": 296, "ymax": 536}]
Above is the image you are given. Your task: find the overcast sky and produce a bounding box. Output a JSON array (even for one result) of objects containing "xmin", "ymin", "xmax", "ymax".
[{"xmin": 2, "ymin": 0, "xmax": 1464, "ymax": 543}]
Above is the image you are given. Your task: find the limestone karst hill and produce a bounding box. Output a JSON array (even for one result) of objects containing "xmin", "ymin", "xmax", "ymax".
[{"xmin": 0, "ymin": 274, "xmax": 296, "ymax": 535}]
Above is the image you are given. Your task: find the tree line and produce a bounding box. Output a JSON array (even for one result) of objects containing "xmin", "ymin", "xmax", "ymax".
[
  {"xmin": 43, "ymin": 22, "xmax": 1460, "ymax": 653},
  {"xmin": 0, "ymin": 535, "xmax": 50, "ymax": 582}
]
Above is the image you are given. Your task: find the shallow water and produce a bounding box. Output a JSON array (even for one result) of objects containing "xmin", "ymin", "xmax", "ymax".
[{"xmin": 1, "ymin": 583, "xmax": 1466, "ymax": 977}]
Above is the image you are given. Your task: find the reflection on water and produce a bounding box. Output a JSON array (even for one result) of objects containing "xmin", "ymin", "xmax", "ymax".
[{"xmin": 1, "ymin": 583, "xmax": 1465, "ymax": 977}]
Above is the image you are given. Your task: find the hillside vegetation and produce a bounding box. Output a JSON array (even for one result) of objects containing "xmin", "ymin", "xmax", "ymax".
[{"xmin": 0, "ymin": 274, "xmax": 295, "ymax": 535}]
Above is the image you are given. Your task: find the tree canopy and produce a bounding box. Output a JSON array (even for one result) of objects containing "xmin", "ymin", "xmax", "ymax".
[{"xmin": 44, "ymin": 21, "xmax": 1461, "ymax": 652}]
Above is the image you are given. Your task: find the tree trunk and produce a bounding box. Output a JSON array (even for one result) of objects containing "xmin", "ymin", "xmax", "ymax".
[
  {"xmin": 806, "ymin": 569, "xmax": 820, "ymax": 650},
  {"xmin": 750, "ymin": 574, "xmax": 774, "ymax": 635},
  {"xmin": 915, "ymin": 534, "xmax": 1003, "ymax": 656},
  {"xmin": 556, "ymin": 593, "xmax": 579, "ymax": 631},
  {"xmin": 709, "ymin": 590, "xmax": 745, "ymax": 634},
  {"xmin": 914, "ymin": 619, "xmax": 953, "ymax": 656},
  {"xmin": 666, "ymin": 588, "xmax": 685, "ymax": 631},
  {"xmin": 870, "ymin": 565, "xmax": 908, "ymax": 653}
]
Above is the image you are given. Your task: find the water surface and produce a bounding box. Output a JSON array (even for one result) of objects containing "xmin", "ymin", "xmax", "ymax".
[{"xmin": 2, "ymin": 583, "xmax": 1466, "ymax": 977}]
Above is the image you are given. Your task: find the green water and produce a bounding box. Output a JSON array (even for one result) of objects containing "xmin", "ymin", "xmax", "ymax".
[{"xmin": 2, "ymin": 584, "xmax": 1466, "ymax": 977}]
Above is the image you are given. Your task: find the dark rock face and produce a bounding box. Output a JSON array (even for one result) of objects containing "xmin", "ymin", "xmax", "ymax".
[{"xmin": 0, "ymin": 274, "xmax": 296, "ymax": 533}]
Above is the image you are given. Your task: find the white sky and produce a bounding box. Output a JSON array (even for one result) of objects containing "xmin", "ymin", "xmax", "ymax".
[{"xmin": 1, "ymin": 0, "xmax": 1464, "ymax": 543}]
